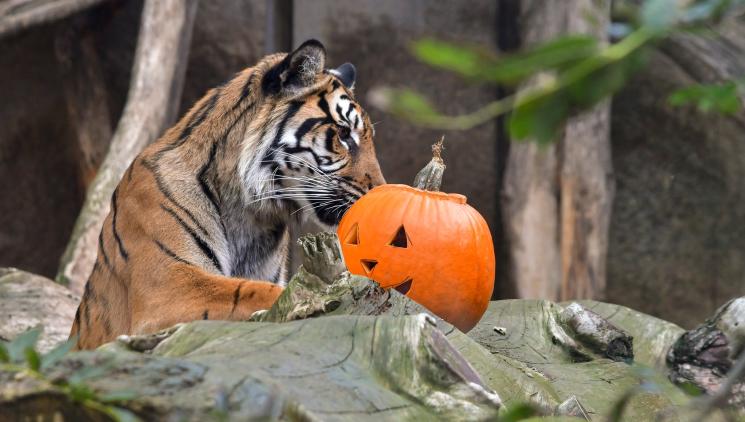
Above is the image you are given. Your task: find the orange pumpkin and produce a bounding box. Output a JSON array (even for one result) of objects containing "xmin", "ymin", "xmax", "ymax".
[{"xmin": 337, "ymin": 139, "xmax": 495, "ymax": 332}]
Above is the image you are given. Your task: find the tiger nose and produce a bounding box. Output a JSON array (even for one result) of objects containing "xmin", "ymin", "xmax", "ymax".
[{"xmin": 366, "ymin": 165, "xmax": 386, "ymax": 188}]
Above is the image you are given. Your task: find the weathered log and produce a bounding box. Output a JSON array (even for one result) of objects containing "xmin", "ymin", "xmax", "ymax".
[
  {"xmin": 255, "ymin": 233, "xmax": 446, "ymax": 327},
  {"xmin": 502, "ymin": 0, "xmax": 614, "ymax": 301},
  {"xmin": 459, "ymin": 299, "xmax": 689, "ymax": 418},
  {"xmin": 0, "ymin": 316, "xmax": 501, "ymax": 421},
  {"xmin": 668, "ymin": 298, "xmax": 745, "ymax": 410},
  {"xmin": 559, "ymin": 302, "xmax": 633, "ymax": 362},
  {"xmin": 0, "ymin": 0, "xmax": 108, "ymax": 39},
  {"xmin": 56, "ymin": 0, "xmax": 198, "ymax": 294},
  {"xmin": 3, "ymin": 233, "xmax": 739, "ymax": 420},
  {"xmin": 2, "ymin": 230, "xmax": 503, "ymax": 420}
]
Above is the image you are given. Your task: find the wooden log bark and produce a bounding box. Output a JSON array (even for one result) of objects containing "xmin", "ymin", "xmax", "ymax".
[
  {"xmin": 0, "ymin": 0, "xmax": 108, "ymax": 39},
  {"xmin": 56, "ymin": 0, "xmax": 198, "ymax": 294},
  {"xmin": 2, "ymin": 234, "xmax": 502, "ymax": 420},
  {"xmin": 1, "ymin": 232, "xmax": 729, "ymax": 420},
  {"xmin": 254, "ymin": 233, "xmax": 446, "ymax": 326},
  {"xmin": 502, "ymin": 0, "xmax": 614, "ymax": 301},
  {"xmin": 462, "ymin": 299, "xmax": 689, "ymax": 418},
  {"xmin": 668, "ymin": 298, "xmax": 745, "ymax": 410}
]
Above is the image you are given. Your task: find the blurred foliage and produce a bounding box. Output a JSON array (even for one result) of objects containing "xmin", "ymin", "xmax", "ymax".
[
  {"xmin": 669, "ymin": 80, "xmax": 744, "ymax": 113},
  {"xmin": 0, "ymin": 327, "xmax": 140, "ymax": 422},
  {"xmin": 371, "ymin": 0, "xmax": 745, "ymax": 144}
]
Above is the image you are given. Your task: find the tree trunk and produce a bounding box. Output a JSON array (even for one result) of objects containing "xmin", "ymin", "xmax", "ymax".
[
  {"xmin": 502, "ymin": 0, "xmax": 613, "ymax": 301},
  {"xmin": 56, "ymin": 0, "xmax": 198, "ymax": 294}
]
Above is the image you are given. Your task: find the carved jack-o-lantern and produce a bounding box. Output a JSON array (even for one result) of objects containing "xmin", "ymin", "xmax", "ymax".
[{"xmin": 338, "ymin": 140, "xmax": 495, "ymax": 332}]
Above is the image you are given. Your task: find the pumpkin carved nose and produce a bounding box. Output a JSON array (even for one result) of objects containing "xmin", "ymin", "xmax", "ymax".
[{"xmin": 360, "ymin": 259, "xmax": 378, "ymax": 276}]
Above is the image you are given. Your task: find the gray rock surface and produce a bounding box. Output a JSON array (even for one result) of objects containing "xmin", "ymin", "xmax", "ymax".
[{"xmin": 0, "ymin": 268, "xmax": 79, "ymax": 352}]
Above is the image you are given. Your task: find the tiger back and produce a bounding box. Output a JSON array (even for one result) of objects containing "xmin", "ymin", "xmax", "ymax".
[{"xmin": 70, "ymin": 40, "xmax": 385, "ymax": 349}]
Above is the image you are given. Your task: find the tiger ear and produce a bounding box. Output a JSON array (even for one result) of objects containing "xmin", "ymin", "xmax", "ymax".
[
  {"xmin": 267, "ymin": 39, "xmax": 326, "ymax": 95},
  {"xmin": 330, "ymin": 63, "xmax": 356, "ymax": 90}
]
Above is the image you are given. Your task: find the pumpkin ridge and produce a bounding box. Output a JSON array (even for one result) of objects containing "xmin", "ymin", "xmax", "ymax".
[{"xmin": 370, "ymin": 184, "xmax": 467, "ymax": 204}]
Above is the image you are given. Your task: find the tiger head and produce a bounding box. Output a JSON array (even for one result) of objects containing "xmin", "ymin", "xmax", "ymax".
[{"xmin": 244, "ymin": 40, "xmax": 385, "ymax": 228}]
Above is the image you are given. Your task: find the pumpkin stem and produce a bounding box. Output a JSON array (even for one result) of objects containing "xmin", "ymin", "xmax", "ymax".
[{"xmin": 413, "ymin": 136, "xmax": 446, "ymax": 191}]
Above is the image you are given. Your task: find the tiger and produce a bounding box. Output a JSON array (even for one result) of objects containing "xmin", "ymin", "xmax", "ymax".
[{"xmin": 69, "ymin": 39, "xmax": 386, "ymax": 350}]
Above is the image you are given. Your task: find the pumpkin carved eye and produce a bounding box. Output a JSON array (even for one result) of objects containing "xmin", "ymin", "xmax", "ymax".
[
  {"xmin": 389, "ymin": 226, "xmax": 408, "ymax": 248},
  {"xmin": 344, "ymin": 223, "xmax": 359, "ymax": 245}
]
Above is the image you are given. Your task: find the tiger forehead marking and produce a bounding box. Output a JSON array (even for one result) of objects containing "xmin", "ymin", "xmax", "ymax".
[{"xmin": 68, "ymin": 39, "xmax": 385, "ymax": 350}]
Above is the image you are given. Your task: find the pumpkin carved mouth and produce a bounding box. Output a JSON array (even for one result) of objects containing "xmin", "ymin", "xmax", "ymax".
[{"xmin": 393, "ymin": 278, "xmax": 413, "ymax": 295}]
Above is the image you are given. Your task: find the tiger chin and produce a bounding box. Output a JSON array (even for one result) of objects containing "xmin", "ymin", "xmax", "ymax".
[{"xmin": 70, "ymin": 39, "xmax": 386, "ymax": 350}]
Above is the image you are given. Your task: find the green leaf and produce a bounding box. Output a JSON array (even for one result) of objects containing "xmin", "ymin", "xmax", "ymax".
[
  {"xmin": 24, "ymin": 348, "xmax": 41, "ymax": 371},
  {"xmin": 41, "ymin": 337, "xmax": 77, "ymax": 370},
  {"xmin": 374, "ymin": 88, "xmax": 441, "ymax": 125},
  {"xmin": 0, "ymin": 342, "xmax": 9, "ymax": 363},
  {"xmin": 67, "ymin": 382, "xmax": 97, "ymax": 402},
  {"xmin": 668, "ymin": 81, "xmax": 742, "ymax": 114},
  {"xmin": 99, "ymin": 390, "xmax": 139, "ymax": 403},
  {"xmin": 7, "ymin": 327, "xmax": 41, "ymax": 363},
  {"xmin": 412, "ymin": 39, "xmax": 495, "ymax": 79},
  {"xmin": 412, "ymin": 36, "xmax": 598, "ymax": 85},
  {"xmin": 677, "ymin": 380, "xmax": 705, "ymax": 396},
  {"xmin": 564, "ymin": 59, "xmax": 632, "ymax": 108},
  {"xmin": 497, "ymin": 402, "xmax": 539, "ymax": 422},
  {"xmin": 509, "ymin": 92, "xmax": 569, "ymax": 144}
]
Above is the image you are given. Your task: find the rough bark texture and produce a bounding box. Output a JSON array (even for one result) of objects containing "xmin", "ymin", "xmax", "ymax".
[
  {"xmin": 2, "ymin": 234, "xmax": 503, "ymax": 421},
  {"xmin": 253, "ymin": 233, "xmax": 447, "ymax": 328},
  {"xmin": 668, "ymin": 298, "xmax": 745, "ymax": 408},
  {"xmin": 55, "ymin": 0, "xmax": 198, "ymax": 294},
  {"xmin": 502, "ymin": 0, "xmax": 613, "ymax": 301},
  {"xmin": 0, "ymin": 0, "xmax": 108, "ymax": 39},
  {"xmin": 462, "ymin": 299, "xmax": 690, "ymax": 418},
  {"xmin": 607, "ymin": 15, "xmax": 745, "ymax": 327},
  {"xmin": 3, "ymin": 226, "xmax": 743, "ymax": 421},
  {"xmin": 0, "ymin": 268, "xmax": 79, "ymax": 352}
]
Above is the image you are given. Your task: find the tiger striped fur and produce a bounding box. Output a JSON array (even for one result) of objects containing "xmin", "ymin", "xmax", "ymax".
[{"xmin": 70, "ymin": 40, "xmax": 385, "ymax": 349}]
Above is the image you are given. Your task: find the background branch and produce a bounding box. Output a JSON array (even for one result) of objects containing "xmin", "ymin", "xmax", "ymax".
[
  {"xmin": 0, "ymin": 0, "xmax": 108, "ymax": 39},
  {"xmin": 55, "ymin": 0, "xmax": 199, "ymax": 294}
]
